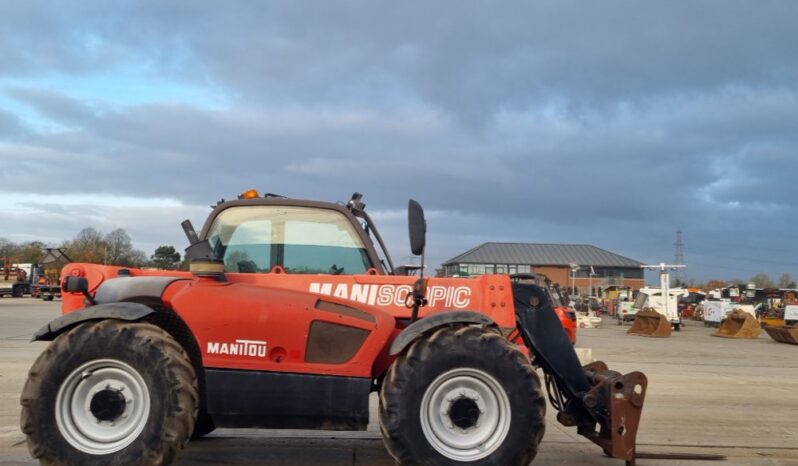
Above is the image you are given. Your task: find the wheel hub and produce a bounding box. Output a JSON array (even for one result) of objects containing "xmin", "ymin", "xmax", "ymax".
[
  {"xmin": 420, "ymin": 368, "xmax": 511, "ymax": 461},
  {"xmin": 449, "ymin": 396, "xmax": 481, "ymax": 430},
  {"xmin": 55, "ymin": 359, "xmax": 150, "ymax": 455},
  {"xmin": 89, "ymin": 388, "xmax": 127, "ymax": 422}
]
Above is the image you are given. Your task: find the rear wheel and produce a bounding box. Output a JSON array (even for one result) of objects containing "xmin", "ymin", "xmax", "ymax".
[
  {"xmin": 380, "ymin": 325, "xmax": 545, "ymax": 465},
  {"xmin": 20, "ymin": 319, "xmax": 198, "ymax": 466}
]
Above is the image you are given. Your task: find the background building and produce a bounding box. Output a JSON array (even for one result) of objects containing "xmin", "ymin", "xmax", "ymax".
[{"xmin": 442, "ymin": 242, "xmax": 644, "ymax": 296}]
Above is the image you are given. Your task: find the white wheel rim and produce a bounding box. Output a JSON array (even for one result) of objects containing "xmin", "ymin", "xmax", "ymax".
[
  {"xmin": 55, "ymin": 359, "xmax": 150, "ymax": 455},
  {"xmin": 420, "ymin": 367, "xmax": 511, "ymax": 462}
]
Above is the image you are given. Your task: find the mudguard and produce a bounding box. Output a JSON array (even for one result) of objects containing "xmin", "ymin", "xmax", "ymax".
[
  {"xmin": 32, "ymin": 302, "xmax": 155, "ymax": 342},
  {"xmin": 94, "ymin": 276, "xmax": 189, "ymax": 304},
  {"xmin": 388, "ymin": 310, "xmax": 495, "ymax": 355}
]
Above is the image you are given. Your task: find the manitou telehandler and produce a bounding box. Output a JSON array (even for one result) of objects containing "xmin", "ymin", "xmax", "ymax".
[{"xmin": 22, "ymin": 191, "xmax": 647, "ymax": 466}]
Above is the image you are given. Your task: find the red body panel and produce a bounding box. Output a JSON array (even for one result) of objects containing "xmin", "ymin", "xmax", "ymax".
[
  {"xmin": 554, "ymin": 306, "xmax": 577, "ymax": 344},
  {"xmin": 163, "ymin": 279, "xmax": 395, "ymax": 377},
  {"xmin": 60, "ymin": 264, "xmax": 520, "ymax": 378}
]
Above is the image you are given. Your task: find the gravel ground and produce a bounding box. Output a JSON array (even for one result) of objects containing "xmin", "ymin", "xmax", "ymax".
[{"xmin": 1, "ymin": 298, "xmax": 796, "ymax": 466}]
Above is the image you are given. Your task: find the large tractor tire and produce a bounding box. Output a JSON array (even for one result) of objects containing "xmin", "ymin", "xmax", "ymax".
[
  {"xmin": 20, "ymin": 320, "xmax": 198, "ymax": 466},
  {"xmin": 379, "ymin": 325, "xmax": 546, "ymax": 466}
]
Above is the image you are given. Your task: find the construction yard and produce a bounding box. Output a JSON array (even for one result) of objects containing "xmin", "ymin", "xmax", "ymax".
[{"xmin": 1, "ymin": 298, "xmax": 796, "ymax": 466}]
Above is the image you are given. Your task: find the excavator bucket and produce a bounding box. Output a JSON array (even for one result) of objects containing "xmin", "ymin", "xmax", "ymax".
[
  {"xmin": 763, "ymin": 325, "xmax": 798, "ymax": 345},
  {"xmin": 713, "ymin": 309, "xmax": 761, "ymax": 339},
  {"xmin": 627, "ymin": 308, "xmax": 672, "ymax": 337}
]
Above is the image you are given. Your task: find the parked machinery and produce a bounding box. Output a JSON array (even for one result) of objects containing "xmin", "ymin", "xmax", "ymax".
[
  {"xmin": 22, "ymin": 191, "xmax": 648, "ymax": 466},
  {"xmin": 703, "ymin": 284, "xmax": 759, "ymax": 330},
  {"xmin": 627, "ymin": 264, "xmax": 688, "ymax": 337},
  {"xmin": 763, "ymin": 305, "xmax": 798, "ymax": 345}
]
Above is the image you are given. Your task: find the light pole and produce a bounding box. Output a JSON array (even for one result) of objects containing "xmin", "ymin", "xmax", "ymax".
[{"xmin": 569, "ymin": 263, "xmax": 579, "ymax": 296}]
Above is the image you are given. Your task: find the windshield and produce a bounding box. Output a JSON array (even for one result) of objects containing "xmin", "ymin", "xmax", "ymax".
[{"xmin": 207, "ymin": 206, "xmax": 373, "ymax": 274}]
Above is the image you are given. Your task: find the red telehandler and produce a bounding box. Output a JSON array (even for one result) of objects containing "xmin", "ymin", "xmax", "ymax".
[{"xmin": 22, "ymin": 191, "xmax": 646, "ymax": 466}]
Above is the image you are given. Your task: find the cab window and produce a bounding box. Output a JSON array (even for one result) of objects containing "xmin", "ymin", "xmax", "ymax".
[{"xmin": 207, "ymin": 206, "xmax": 372, "ymax": 274}]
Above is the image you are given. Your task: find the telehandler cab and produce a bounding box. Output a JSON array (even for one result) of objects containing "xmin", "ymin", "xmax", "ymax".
[{"xmin": 22, "ymin": 191, "xmax": 647, "ymax": 466}]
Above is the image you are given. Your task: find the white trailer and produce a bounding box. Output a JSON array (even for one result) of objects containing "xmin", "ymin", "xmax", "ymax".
[
  {"xmin": 634, "ymin": 286, "xmax": 689, "ymax": 330},
  {"xmin": 703, "ymin": 301, "xmax": 757, "ymax": 327},
  {"xmin": 635, "ymin": 263, "xmax": 689, "ymax": 330}
]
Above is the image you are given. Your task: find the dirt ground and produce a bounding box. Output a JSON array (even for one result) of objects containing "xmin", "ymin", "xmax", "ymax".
[{"xmin": 1, "ymin": 298, "xmax": 796, "ymax": 466}]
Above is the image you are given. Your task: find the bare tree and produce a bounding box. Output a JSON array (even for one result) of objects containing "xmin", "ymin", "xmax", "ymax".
[
  {"xmin": 64, "ymin": 228, "xmax": 106, "ymax": 264},
  {"xmin": 104, "ymin": 228, "xmax": 134, "ymax": 265},
  {"xmin": 778, "ymin": 273, "xmax": 797, "ymax": 289},
  {"xmin": 749, "ymin": 273, "xmax": 774, "ymax": 289}
]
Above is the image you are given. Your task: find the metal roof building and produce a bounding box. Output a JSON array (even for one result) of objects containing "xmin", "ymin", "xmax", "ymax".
[{"xmin": 442, "ymin": 242, "xmax": 645, "ymax": 294}]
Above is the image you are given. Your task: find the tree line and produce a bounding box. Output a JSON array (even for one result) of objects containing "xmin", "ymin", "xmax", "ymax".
[
  {"xmin": 685, "ymin": 273, "xmax": 797, "ymax": 291},
  {"xmin": 0, "ymin": 228, "xmax": 183, "ymax": 270}
]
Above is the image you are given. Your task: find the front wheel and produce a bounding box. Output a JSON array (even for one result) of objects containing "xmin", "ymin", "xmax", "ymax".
[
  {"xmin": 379, "ymin": 325, "xmax": 546, "ymax": 465},
  {"xmin": 20, "ymin": 319, "xmax": 198, "ymax": 466}
]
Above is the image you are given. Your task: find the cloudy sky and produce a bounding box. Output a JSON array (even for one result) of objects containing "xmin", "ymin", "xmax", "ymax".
[{"xmin": 2, "ymin": 1, "xmax": 797, "ymax": 283}]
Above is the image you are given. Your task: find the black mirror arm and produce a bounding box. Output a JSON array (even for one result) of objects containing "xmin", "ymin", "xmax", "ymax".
[
  {"xmin": 63, "ymin": 277, "xmax": 96, "ymax": 305},
  {"xmin": 409, "ymin": 276, "xmax": 428, "ymax": 322},
  {"xmin": 82, "ymin": 289, "xmax": 97, "ymax": 306}
]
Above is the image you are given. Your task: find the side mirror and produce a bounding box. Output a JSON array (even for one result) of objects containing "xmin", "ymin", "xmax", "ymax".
[
  {"xmin": 63, "ymin": 276, "xmax": 97, "ymax": 305},
  {"xmin": 63, "ymin": 276, "xmax": 89, "ymax": 293},
  {"xmin": 408, "ymin": 199, "xmax": 426, "ymax": 256}
]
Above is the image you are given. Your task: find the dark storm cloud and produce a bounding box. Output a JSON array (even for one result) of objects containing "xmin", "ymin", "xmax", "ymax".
[{"xmin": 2, "ymin": 1, "xmax": 798, "ymax": 281}]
